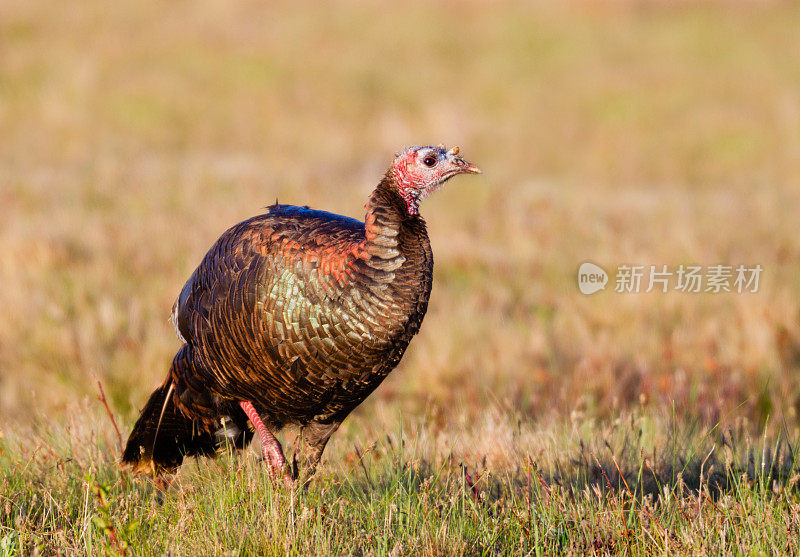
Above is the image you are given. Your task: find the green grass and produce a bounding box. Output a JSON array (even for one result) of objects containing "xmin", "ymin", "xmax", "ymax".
[{"xmin": 3, "ymin": 407, "xmax": 800, "ymax": 555}]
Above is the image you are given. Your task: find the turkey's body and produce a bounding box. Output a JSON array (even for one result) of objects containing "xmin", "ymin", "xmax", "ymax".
[{"xmin": 122, "ymin": 178, "xmax": 433, "ymax": 476}]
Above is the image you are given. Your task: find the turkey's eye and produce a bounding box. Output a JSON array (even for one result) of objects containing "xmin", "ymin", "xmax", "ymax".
[{"xmin": 422, "ymin": 155, "xmax": 437, "ymax": 168}]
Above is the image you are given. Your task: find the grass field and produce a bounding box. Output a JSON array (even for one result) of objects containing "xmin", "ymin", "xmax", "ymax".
[{"xmin": 3, "ymin": 0, "xmax": 800, "ymax": 554}]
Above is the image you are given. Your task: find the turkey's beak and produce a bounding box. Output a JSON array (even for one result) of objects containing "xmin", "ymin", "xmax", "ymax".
[
  {"xmin": 442, "ymin": 146, "xmax": 481, "ymax": 177},
  {"xmin": 462, "ymin": 161, "xmax": 482, "ymax": 174},
  {"xmin": 448, "ymin": 153, "xmax": 481, "ymax": 174},
  {"xmin": 453, "ymin": 158, "xmax": 482, "ymax": 175}
]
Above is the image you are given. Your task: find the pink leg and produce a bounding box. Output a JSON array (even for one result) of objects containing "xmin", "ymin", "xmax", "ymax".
[{"xmin": 239, "ymin": 401, "xmax": 293, "ymax": 487}]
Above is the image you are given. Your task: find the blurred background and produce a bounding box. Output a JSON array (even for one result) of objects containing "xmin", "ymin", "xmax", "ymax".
[{"xmin": 2, "ymin": 0, "xmax": 800, "ymax": 457}]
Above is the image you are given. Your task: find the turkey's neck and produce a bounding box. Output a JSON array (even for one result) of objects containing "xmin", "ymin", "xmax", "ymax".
[{"xmin": 362, "ymin": 175, "xmax": 429, "ymax": 281}]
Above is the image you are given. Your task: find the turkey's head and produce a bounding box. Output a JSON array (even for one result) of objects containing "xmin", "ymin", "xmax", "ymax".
[{"xmin": 391, "ymin": 145, "xmax": 481, "ymax": 216}]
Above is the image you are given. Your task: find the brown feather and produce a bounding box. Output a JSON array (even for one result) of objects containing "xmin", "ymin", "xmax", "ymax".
[{"xmin": 122, "ymin": 174, "xmax": 434, "ymax": 475}]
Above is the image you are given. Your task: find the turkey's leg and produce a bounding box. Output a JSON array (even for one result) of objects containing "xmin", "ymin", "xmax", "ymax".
[
  {"xmin": 238, "ymin": 401, "xmax": 293, "ymax": 487},
  {"xmin": 296, "ymin": 421, "xmax": 340, "ymax": 484}
]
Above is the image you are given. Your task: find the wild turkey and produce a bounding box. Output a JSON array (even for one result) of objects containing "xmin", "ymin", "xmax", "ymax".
[{"xmin": 121, "ymin": 145, "xmax": 481, "ymax": 484}]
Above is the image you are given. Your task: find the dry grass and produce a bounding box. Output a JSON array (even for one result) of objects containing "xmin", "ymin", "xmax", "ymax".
[{"xmin": 3, "ymin": 0, "xmax": 800, "ymax": 554}]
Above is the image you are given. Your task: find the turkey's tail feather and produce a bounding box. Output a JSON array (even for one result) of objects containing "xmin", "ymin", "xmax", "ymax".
[
  {"xmin": 120, "ymin": 377, "xmax": 210, "ymax": 475},
  {"xmin": 121, "ymin": 349, "xmax": 252, "ymax": 476}
]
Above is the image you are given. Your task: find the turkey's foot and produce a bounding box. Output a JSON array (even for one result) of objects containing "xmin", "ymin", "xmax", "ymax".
[{"xmin": 239, "ymin": 401, "xmax": 293, "ymax": 488}]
